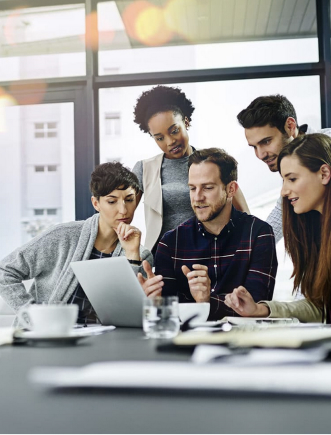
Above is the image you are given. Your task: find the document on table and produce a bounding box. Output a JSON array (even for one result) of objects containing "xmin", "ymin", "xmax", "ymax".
[
  {"xmin": 188, "ymin": 316, "xmax": 300, "ymax": 330},
  {"xmin": 173, "ymin": 325, "xmax": 331, "ymax": 348},
  {"xmin": 29, "ymin": 360, "xmax": 331, "ymax": 397},
  {"xmin": 73, "ymin": 325, "xmax": 116, "ymax": 335},
  {"xmin": 190, "ymin": 344, "xmax": 329, "ymax": 365},
  {"xmin": 220, "ymin": 316, "xmax": 300, "ymax": 325}
]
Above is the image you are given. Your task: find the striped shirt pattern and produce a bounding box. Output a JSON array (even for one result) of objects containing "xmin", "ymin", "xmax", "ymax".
[
  {"xmin": 155, "ymin": 207, "xmax": 277, "ymax": 321},
  {"xmin": 68, "ymin": 247, "xmax": 112, "ymax": 324}
]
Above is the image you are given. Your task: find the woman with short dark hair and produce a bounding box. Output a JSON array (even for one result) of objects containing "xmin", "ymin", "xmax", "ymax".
[{"xmin": 0, "ymin": 162, "xmax": 153, "ymax": 324}]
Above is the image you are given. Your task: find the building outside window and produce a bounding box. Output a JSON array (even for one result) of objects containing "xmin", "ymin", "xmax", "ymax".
[
  {"xmin": 105, "ymin": 113, "xmax": 121, "ymax": 137},
  {"xmin": 34, "ymin": 122, "xmax": 58, "ymax": 138},
  {"xmin": 34, "ymin": 165, "xmax": 58, "ymax": 172},
  {"xmin": 33, "ymin": 208, "xmax": 58, "ymax": 216}
]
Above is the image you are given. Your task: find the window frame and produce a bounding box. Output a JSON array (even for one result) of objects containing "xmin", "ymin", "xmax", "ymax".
[{"xmin": 0, "ymin": 0, "xmax": 330, "ymax": 220}]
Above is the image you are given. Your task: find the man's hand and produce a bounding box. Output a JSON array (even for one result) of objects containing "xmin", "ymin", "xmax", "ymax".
[
  {"xmin": 115, "ymin": 222, "xmax": 141, "ymax": 260},
  {"xmin": 224, "ymin": 286, "xmax": 269, "ymax": 317},
  {"xmin": 182, "ymin": 264, "xmax": 211, "ymax": 302},
  {"xmin": 137, "ymin": 260, "xmax": 164, "ymax": 298}
]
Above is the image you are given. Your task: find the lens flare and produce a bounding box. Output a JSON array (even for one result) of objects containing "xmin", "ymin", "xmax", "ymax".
[
  {"xmin": 122, "ymin": 1, "xmax": 150, "ymax": 41},
  {"xmin": 85, "ymin": 11, "xmax": 99, "ymax": 51},
  {"xmin": 9, "ymin": 81, "xmax": 47, "ymax": 105},
  {"xmin": 135, "ymin": 5, "xmax": 172, "ymax": 46},
  {"xmin": 0, "ymin": 88, "xmax": 17, "ymax": 133},
  {"xmin": 165, "ymin": 0, "xmax": 195, "ymax": 42},
  {"xmin": 3, "ymin": 8, "xmax": 25, "ymax": 46}
]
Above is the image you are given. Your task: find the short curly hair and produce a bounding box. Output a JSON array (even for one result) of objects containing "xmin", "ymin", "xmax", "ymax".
[
  {"xmin": 90, "ymin": 162, "xmax": 140, "ymax": 199},
  {"xmin": 133, "ymin": 85, "xmax": 195, "ymax": 134}
]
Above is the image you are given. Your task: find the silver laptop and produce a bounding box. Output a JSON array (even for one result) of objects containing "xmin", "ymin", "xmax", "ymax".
[{"xmin": 70, "ymin": 256, "xmax": 147, "ymax": 327}]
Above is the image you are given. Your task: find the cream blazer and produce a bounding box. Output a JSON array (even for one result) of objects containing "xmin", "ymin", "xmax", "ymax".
[{"xmin": 142, "ymin": 153, "xmax": 164, "ymax": 251}]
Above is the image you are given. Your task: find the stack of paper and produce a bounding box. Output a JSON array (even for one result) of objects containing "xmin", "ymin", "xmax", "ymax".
[
  {"xmin": 28, "ymin": 360, "xmax": 331, "ymax": 396},
  {"xmin": 174, "ymin": 325, "xmax": 331, "ymax": 348}
]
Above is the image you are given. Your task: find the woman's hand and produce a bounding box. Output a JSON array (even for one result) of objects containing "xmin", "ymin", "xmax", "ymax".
[
  {"xmin": 224, "ymin": 286, "xmax": 269, "ymax": 317},
  {"xmin": 116, "ymin": 222, "xmax": 141, "ymax": 261}
]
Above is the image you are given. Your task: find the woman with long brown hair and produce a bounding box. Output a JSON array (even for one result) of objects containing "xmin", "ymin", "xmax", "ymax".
[{"xmin": 224, "ymin": 133, "xmax": 331, "ymax": 322}]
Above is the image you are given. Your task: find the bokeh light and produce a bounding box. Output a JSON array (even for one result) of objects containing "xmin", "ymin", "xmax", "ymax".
[
  {"xmin": 122, "ymin": 1, "xmax": 172, "ymax": 46},
  {"xmin": 3, "ymin": 8, "xmax": 25, "ymax": 46},
  {"xmin": 0, "ymin": 88, "xmax": 17, "ymax": 133},
  {"xmin": 135, "ymin": 5, "xmax": 172, "ymax": 46},
  {"xmin": 85, "ymin": 11, "xmax": 99, "ymax": 51},
  {"xmin": 9, "ymin": 81, "xmax": 47, "ymax": 105},
  {"xmin": 165, "ymin": 0, "xmax": 196, "ymax": 43},
  {"xmin": 122, "ymin": 1, "xmax": 150, "ymax": 40}
]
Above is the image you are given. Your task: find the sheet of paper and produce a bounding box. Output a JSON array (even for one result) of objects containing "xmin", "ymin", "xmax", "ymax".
[
  {"xmin": 29, "ymin": 360, "xmax": 331, "ymax": 397},
  {"xmin": 174, "ymin": 325, "xmax": 331, "ymax": 348},
  {"xmin": 221, "ymin": 316, "xmax": 299, "ymax": 325},
  {"xmin": 191, "ymin": 344, "xmax": 329, "ymax": 365},
  {"xmin": 73, "ymin": 325, "xmax": 116, "ymax": 336}
]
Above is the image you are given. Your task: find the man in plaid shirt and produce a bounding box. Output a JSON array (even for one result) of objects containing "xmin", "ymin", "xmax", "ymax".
[{"xmin": 138, "ymin": 148, "xmax": 277, "ymax": 321}]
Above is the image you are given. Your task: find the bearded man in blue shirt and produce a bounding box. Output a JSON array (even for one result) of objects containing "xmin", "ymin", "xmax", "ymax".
[{"xmin": 138, "ymin": 148, "xmax": 277, "ymax": 321}]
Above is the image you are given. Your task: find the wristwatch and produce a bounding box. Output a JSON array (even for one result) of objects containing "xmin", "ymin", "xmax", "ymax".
[{"xmin": 127, "ymin": 259, "xmax": 142, "ymax": 266}]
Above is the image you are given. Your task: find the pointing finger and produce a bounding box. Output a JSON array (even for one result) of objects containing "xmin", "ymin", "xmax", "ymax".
[
  {"xmin": 137, "ymin": 272, "xmax": 145, "ymax": 286},
  {"xmin": 181, "ymin": 265, "xmax": 191, "ymax": 277},
  {"xmin": 143, "ymin": 260, "xmax": 155, "ymax": 279}
]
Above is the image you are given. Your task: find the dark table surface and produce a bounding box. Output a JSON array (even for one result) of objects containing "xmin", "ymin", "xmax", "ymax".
[{"xmin": 1, "ymin": 327, "xmax": 330, "ymax": 434}]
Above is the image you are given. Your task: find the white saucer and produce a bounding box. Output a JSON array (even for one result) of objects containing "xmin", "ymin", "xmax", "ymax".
[{"xmin": 13, "ymin": 330, "xmax": 88, "ymax": 344}]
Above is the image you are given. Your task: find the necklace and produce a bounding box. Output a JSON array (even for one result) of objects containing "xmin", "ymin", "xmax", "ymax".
[{"xmin": 95, "ymin": 237, "xmax": 118, "ymax": 254}]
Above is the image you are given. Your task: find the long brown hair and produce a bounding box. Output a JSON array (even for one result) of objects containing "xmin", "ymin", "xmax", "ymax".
[{"xmin": 278, "ymin": 133, "xmax": 331, "ymax": 308}]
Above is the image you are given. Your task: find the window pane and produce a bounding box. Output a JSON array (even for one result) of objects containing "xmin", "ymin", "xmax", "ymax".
[
  {"xmin": 0, "ymin": 4, "xmax": 86, "ymax": 81},
  {"xmin": 99, "ymin": 75, "xmax": 321, "ymax": 302},
  {"xmin": 0, "ymin": 102, "xmax": 75, "ymax": 258},
  {"xmin": 98, "ymin": 0, "xmax": 318, "ymax": 75}
]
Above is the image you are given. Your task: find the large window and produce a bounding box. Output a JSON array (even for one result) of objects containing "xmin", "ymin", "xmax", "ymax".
[
  {"xmin": 0, "ymin": 102, "xmax": 75, "ymax": 259},
  {"xmin": 98, "ymin": 0, "xmax": 318, "ymax": 75},
  {"xmin": 0, "ymin": 4, "xmax": 86, "ymax": 81}
]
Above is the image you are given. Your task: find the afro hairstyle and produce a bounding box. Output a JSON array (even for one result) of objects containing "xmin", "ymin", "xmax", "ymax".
[{"xmin": 133, "ymin": 85, "xmax": 195, "ymax": 133}]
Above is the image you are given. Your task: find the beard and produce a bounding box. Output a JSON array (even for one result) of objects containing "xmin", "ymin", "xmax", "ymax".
[
  {"xmin": 267, "ymin": 134, "xmax": 292, "ymax": 172},
  {"xmin": 194, "ymin": 195, "xmax": 228, "ymax": 223}
]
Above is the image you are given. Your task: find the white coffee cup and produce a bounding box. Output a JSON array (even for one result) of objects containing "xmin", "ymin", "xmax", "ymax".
[
  {"xmin": 18, "ymin": 304, "xmax": 78, "ymax": 336},
  {"xmin": 178, "ymin": 302, "xmax": 210, "ymax": 324}
]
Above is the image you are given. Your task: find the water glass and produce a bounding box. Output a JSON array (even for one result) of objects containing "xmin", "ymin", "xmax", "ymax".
[{"xmin": 143, "ymin": 296, "xmax": 180, "ymax": 339}]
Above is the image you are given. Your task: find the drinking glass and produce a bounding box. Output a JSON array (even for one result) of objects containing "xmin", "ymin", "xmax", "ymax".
[{"xmin": 143, "ymin": 296, "xmax": 180, "ymax": 339}]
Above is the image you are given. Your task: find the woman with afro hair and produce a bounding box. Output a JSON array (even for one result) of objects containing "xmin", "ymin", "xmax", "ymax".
[{"xmin": 133, "ymin": 85, "xmax": 249, "ymax": 253}]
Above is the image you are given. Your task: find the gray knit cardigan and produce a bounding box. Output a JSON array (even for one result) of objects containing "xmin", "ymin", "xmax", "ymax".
[{"xmin": 0, "ymin": 214, "xmax": 153, "ymax": 313}]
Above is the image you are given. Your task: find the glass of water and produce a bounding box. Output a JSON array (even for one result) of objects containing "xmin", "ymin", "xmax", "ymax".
[{"xmin": 143, "ymin": 296, "xmax": 180, "ymax": 339}]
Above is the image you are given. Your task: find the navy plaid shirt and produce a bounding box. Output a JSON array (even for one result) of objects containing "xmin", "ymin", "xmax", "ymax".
[{"xmin": 155, "ymin": 207, "xmax": 277, "ymax": 321}]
